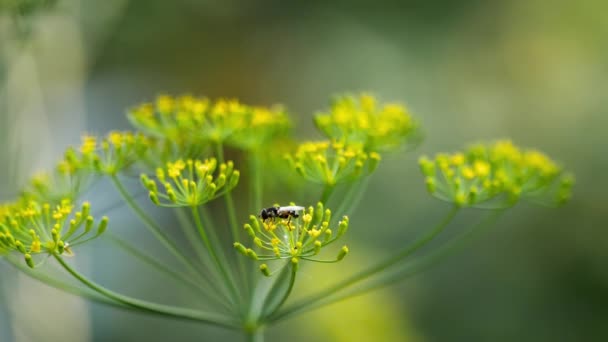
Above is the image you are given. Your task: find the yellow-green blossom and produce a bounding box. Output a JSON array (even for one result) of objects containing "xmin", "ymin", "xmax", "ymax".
[
  {"xmin": 314, "ymin": 94, "xmax": 421, "ymax": 152},
  {"xmin": 68, "ymin": 131, "xmax": 150, "ymax": 176},
  {"xmin": 286, "ymin": 141, "xmax": 381, "ymax": 185},
  {"xmin": 21, "ymin": 162, "xmax": 91, "ymax": 203},
  {"xmin": 127, "ymin": 95, "xmax": 290, "ymax": 156},
  {"xmin": 234, "ymin": 202, "xmax": 349, "ymax": 275},
  {"xmin": 227, "ymin": 105, "xmax": 291, "ymax": 150},
  {"xmin": 419, "ymin": 140, "xmax": 574, "ymax": 208},
  {"xmin": 141, "ymin": 158, "xmax": 240, "ymax": 207},
  {"xmin": 0, "ymin": 200, "xmax": 108, "ymax": 268}
]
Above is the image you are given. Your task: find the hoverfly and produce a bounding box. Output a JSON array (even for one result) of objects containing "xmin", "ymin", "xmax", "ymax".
[{"xmin": 258, "ymin": 205, "xmax": 305, "ymax": 223}]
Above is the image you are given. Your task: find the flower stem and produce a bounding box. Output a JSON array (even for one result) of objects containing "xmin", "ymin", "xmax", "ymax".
[
  {"xmin": 215, "ymin": 143, "xmax": 249, "ymax": 302},
  {"xmin": 173, "ymin": 207, "xmax": 234, "ymax": 305},
  {"xmin": 320, "ymin": 183, "xmax": 336, "ymax": 205},
  {"xmin": 214, "ymin": 143, "xmax": 241, "ymax": 243},
  {"xmin": 335, "ymin": 176, "xmax": 371, "ymax": 219},
  {"xmin": 191, "ymin": 205, "xmax": 241, "ymax": 309},
  {"xmin": 265, "ymin": 263, "xmax": 297, "ymax": 318},
  {"xmin": 5, "ymin": 256, "xmax": 113, "ymax": 305},
  {"xmin": 269, "ymin": 206, "xmax": 459, "ymax": 322},
  {"xmin": 54, "ymin": 255, "xmax": 239, "ymax": 329},
  {"xmin": 105, "ymin": 232, "xmax": 231, "ymax": 312},
  {"xmin": 246, "ymin": 150, "xmax": 264, "ymax": 302},
  {"xmin": 271, "ymin": 209, "xmax": 505, "ymax": 322},
  {"xmin": 110, "ymin": 175, "xmax": 206, "ymax": 281},
  {"xmin": 245, "ymin": 327, "xmax": 265, "ymax": 342},
  {"xmin": 249, "ymin": 150, "xmax": 263, "ymax": 213}
]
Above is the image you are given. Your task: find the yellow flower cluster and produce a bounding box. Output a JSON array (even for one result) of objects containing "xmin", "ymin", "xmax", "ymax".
[
  {"xmin": 128, "ymin": 95, "xmax": 290, "ymax": 154},
  {"xmin": 285, "ymin": 141, "xmax": 381, "ymax": 185},
  {"xmin": 234, "ymin": 202, "xmax": 349, "ymax": 274},
  {"xmin": 68, "ymin": 131, "xmax": 151, "ymax": 176},
  {"xmin": 314, "ymin": 94, "xmax": 421, "ymax": 152},
  {"xmin": 419, "ymin": 140, "xmax": 574, "ymax": 208},
  {"xmin": 141, "ymin": 158, "xmax": 240, "ymax": 207},
  {"xmin": 0, "ymin": 200, "xmax": 108, "ymax": 268},
  {"xmin": 22, "ymin": 167, "xmax": 86, "ymax": 204}
]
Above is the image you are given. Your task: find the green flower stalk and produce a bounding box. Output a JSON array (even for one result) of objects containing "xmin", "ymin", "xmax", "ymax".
[
  {"xmin": 0, "ymin": 199, "xmax": 107, "ymax": 268},
  {"xmin": 234, "ymin": 202, "xmax": 349, "ymax": 275},
  {"xmin": 419, "ymin": 140, "xmax": 574, "ymax": 208},
  {"xmin": 141, "ymin": 158, "xmax": 240, "ymax": 207},
  {"xmin": 286, "ymin": 140, "xmax": 381, "ymax": 186},
  {"xmin": 314, "ymin": 93, "xmax": 421, "ymax": 152}
]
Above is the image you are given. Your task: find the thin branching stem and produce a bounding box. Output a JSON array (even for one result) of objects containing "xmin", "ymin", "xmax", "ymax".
[
  {"xmin": 246, "ymin": 150, "xmax": 264, "ymax": 304},
  {"xmin": 269, "ymin": 206, "xmax": 459, "ymax": 322},
  {"xmin": 320, "ymin": 183, "xmax": 336, "ymax": 205},
  {"xmin": 265, "ymin": 263, "xmax": 297, "ymax": 318},
  {"xmin": 105, "ymin": 233, "xmax": 232, "ymax": 312},
  {"xmin": 110, "ymin": 175, "xmax": 207, "ymax": 282},
  {"xmin": 335, "ymin": 176, "xmax": 371, "ymax": 219},
  {"xmin": 191, "ymin": 205, "xmax": 242, "ymax": 310},
  {"xmin": 5, "ymin": 256, "xmax": 112, "ymax": 304},
  {"xmin": 54, "ymin": 255, "xmax": 239, "ymax": 329},
  {"xmin": 215, "ymin": 143, "xmax": 249, "ymax": 304},
  {"xmin": 173, "ymin": 207, "xmax": 234, "ymax": 305},
  {"xmin": 270, "ymin": 208, "xmax": 505, "ymax": 322}
]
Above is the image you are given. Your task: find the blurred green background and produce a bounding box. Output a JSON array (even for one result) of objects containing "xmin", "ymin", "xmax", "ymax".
[{"xmin": 1, "ymin": 0, "xmax": 607, "ymax": 341}]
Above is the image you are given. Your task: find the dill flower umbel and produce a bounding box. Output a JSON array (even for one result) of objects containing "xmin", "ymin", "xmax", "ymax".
[
  {"xmin": 314, "ymin": 94, "xmax": 421, "ymax": 152},
  {"xmin": 69, "ymin": 131, "xmax": 150, "ymax": 176},
  {"xmin": 21, "ymin": 155, "xmax": 92, "ymax": 203},
  {"xmin": 285, "ymin": 140, "xmax": 381, "ymax": 185},
  {"xmin": 419, "ymin": 140, "xmax": 574, "ymax": 208},
  {"xmin": 127, "ymin": 95, "xmax": 290, "ymax": 157},
  {"xmin": 234, "ymin": 202, "xmax": 349, "ymax": 275},
  {"xmin": 0, "ymin": 200, "xmax": 108, "ymax": 268},
  {"xmin": 141, "ymin": 158, "xmax": 240, "ymax": 207}
]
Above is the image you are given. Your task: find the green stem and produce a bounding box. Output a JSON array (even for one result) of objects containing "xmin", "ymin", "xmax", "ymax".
[
  {"xmin": 173, "ymin": 207, "xmax": 217, "ymax": 272},
  {"xmin": 245, "ymin": 327, "xmax": 265, "ymax": 342},
  {"xmin": 271, "ymin": 208, "xmax": 503, "ymax": 323},
  {"xmin": 249, "ymin": 150, "xmax": 263, "ymax": 213},
  {"xmin": 215, "ymin": 143, "xmax": 249, "ymax": 304},
  {"xmin": 191, "ymin": 205, "xmax": 241, "ymax": 309},
  {"xmin": 270, "ymin": 206, "xmax": 459, "ymax": 322},
  {"xmin": 110, "ymin": 175, "xmax": 205, "ymax": 281},
  {"xmin": 246, "ymin": 150, "xmax": 264, "ymax": 304},
  {"xmin": 265, "ymin": 264, "xmax": 297, "ymax": 319},
  {"xmin": 54, "ymin": 255, "xmax": 239, "ymax": 329},
  {"xmin": 105, "ymin": 233, "xmax": 231, "ymax": 312},
  {"xmin": 173, "ymin": 207, "xmax": 234, "ymax": 305},
  {"xmin": 214, "ymin": 143, "xmax": 242, "ymax": 246},
  {"xmin": 5, "ymin": 257, "xmax": 113, "ymax": 305},
  {"xmin": 320, "ymin": 183, "xmax": 336, "ymax": 205},
  {"xmin": 335, "ymin": 176, "xmax": 371, "ymax": 219}
]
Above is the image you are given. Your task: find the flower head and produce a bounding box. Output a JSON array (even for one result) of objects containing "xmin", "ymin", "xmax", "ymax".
[
  {"xmin": 0, "ymin": 200, "xmax": 108, "ymax": 268},
  {"xmin": 314, "ymin": 94, "xmax": 422, "ymax": 152},
  {"xmin": 21, "ymin": 154, "xmax": 95, "ymax": 203},
  {"xmin": 141, "ymin": 158, "xmax": 240, "ymax": 207},
  {"xmin": 419, "ymin": 140, "xmax": 574, "ymax": 208},
  {"xmin": 68, "ymin": 131, "xmax": 150, "ymax": 176},
  {"xmin": 127, "ymin": 95, "xmax": 290, "ymax": 156},
  {"xmin": 285, "ymin": 140, "xmax": 381, "ymax": 185},
  {"xmin": 234, "ymin": 202, "xmax": 349, "ymax": 275},
  {"xmin": 227, "ymin": 105, "xmax": 291, "ymax": 150}
]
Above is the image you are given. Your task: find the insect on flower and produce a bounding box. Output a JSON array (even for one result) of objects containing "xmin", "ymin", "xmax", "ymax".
[{"xmin": 259, "ymin": 205, "xmax": 305, "ymax": 223}]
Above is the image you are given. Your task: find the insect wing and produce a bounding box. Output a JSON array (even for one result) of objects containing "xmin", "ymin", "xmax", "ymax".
[{"xmin": 278, "ymin": 205, "xmax": 305, "ymax": 212}]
